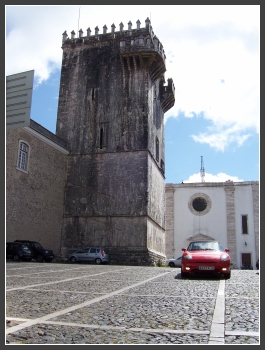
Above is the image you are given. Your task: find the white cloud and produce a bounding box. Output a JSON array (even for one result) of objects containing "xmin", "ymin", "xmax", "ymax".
[
  {"xmin": 191, "ymin": 126, "xmax": 252, "ymax": 152},
  {"xmin": 6, "ymin": 5, "xmax": 260, "ymax": 151},
  {"xmin": 184, "ymin": 172, "xmax": 243, "ymax": 183}
]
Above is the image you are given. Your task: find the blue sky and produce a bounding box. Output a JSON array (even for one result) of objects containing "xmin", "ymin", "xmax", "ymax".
[{"xmin": 6, "ymin": 5, "xmax": 260, "ymax": 183}]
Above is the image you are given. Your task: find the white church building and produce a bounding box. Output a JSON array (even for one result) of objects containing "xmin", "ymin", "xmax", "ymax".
[{"xmin": 165, "ymin": 180, "xmax": 259, "ymax": 269}]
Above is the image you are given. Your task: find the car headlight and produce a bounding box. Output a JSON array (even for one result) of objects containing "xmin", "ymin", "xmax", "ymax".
[
  {"xmin": 220, "ymin": 254, "xmax": 229, "ymax": 261},
  {"xmin": 183, "ymin": 254, "xmax": 192, "ymax": 260}
]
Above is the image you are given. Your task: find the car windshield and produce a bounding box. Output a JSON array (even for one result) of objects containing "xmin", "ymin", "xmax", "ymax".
[
  {"xmin": 187, "ymin": 241, "xmax": 224, "ymax": 252},
  {"xmin": 21, "ymin": 245, "xmax": 31, "ymax": 252},
  {"xmin": 33, "ymin": 242, "xmax": 43, "ymax": 249}
]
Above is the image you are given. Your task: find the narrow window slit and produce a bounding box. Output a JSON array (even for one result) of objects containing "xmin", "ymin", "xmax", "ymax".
[{"xmin": 100, "ymin": 128, "xmax": 103, "ymax": 149}]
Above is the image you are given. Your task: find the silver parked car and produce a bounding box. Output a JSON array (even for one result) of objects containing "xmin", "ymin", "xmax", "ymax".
[
  {"xmin": 68, "ymin": 247, "xmax": 109, "ymax": 264},
  {"xmin": 166, "ymin": 256, "xmax": 182, "ymax": 268}
]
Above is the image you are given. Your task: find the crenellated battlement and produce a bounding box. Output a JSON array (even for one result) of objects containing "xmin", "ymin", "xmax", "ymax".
[{"xmin": 61, "ymin": 18, "xmax": 166, "ymax": 65}]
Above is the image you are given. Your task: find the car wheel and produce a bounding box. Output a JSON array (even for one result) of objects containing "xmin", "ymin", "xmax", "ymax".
[
  {"xmin": 95, "ymin": 258, "xmax": 102, "ymax": 264},
  {"xmin": 70, "ymin": 256, "xmax": 77, "ymax": 263},
  {"xmin": 169, "ymin": 262, "xmax": 175, "ymax": 268},
  {"xmin": 37, "ymin": 254, "xmax": 43, "ymax": 262},
  {"xmin": 181, "ymin": 269, "xmax": 188, "ymax": 278},
  {"xmin": 224, "ymin": 272, "xmax": 231, "ymax": 280},
  {"xmin": 13, "ymin": 254, "xmax": 20, "ymax": 262}
]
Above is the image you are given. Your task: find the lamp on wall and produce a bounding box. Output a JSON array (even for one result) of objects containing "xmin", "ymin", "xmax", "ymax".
[{"xmin": 245, "ymin": 242, "xmax": 247, "ymax": 246}]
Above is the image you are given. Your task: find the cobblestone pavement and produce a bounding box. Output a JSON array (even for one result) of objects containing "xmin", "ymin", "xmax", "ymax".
[{"xmin": 6, "ymin": 262, "xmax": 260, "ymax": 344}]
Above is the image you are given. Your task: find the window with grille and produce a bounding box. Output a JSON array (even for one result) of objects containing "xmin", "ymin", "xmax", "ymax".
[
  {"xmin": 17, "ymin": 141, "xmax": 29, "ymax": 172},
  {"xmin": 242, "ymin": 215, "xmax": 248, "ymax": 234},
  {"xmin": 192, "ymin": 197, "xmax": 207, "ymax": 212},
  {"xmin": 188, "ymin": 193, "xmax": 211, "ymax": 216}
]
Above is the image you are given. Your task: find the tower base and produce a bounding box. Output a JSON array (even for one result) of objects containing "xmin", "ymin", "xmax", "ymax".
[{"xmin": 105, "ymin": 247, "xmax": 166, "ymax": 266}]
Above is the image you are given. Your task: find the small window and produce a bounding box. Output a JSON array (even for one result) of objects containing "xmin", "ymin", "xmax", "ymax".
[
  {"xmin": 242, "ymin": 215, "xmax": 248, "ymax": 234},
  {"xmin": 17, "ymin": 141, "xmax": 29, "ymax": 172},
  {"xmin": 90, "ymin": 248, "xmax": 97, "ymax": 253},
  {"xmin": 160, "ymin": 159, "xmax": 165, "ymax": 172},
  {"xmin": 155, "ymin": 137, "xmax": 159, "ymax": 162},
  {"xmin": 100, "ymin": 128, "xmax": 103, "ymax": 149}
]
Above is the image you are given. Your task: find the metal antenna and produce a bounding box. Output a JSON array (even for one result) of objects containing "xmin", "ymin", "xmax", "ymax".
[
  {"xmin": 78, "ymin": 6, "xmax": 81, "ymax": 32},
  {"xmin": 200, "ymin": 156, "xmax": 205, "ymax": 182}
]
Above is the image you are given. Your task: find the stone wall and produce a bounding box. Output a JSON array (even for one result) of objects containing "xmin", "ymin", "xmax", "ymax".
[
  {"xmin": 165, "ymin": 183, "xmax": 175, "ymax": 258},
  {"xmin": 224, "ymin": 181, "xmax": 237, "ymax": 267},
  {"xmin": 252, "ymin": 182, "xmax": 259, "ymax": 260}
]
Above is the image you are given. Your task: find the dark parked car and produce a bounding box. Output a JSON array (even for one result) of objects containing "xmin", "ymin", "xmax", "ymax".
[
  {"xmin": 6, "ymin": 242, "xmax": 33, "ymax": 262},
  {"xmin": 256, "ymin": 259, "xmax": 259, "ymax": 270},
  {"xmin": 241, "ymin": 263, "xmax": 253, "ymax": 270},
  {"xmin": 14, "ymin": 240, "xmax": 54, "ymax": 262}
]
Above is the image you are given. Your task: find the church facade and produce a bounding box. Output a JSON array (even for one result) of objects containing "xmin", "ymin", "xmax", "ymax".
[{"xmin": 165, "ymin": 181, "xmax": 259, "ymax": 269}]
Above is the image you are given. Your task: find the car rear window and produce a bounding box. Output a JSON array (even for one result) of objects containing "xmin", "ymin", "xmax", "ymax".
[{"xmin": 90, "ymin": 248, "xmax": 100, "ymax": 253}]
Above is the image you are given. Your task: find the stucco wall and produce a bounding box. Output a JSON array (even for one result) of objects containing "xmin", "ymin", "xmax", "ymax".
[{"xmin": 6, "ymin": 126, "xmax": 67, "ymax": 255}]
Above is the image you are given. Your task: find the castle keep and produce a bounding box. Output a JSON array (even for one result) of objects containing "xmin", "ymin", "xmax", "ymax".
[{"xmin": 56, "ymin": 18, "xmax": 175, "ymax": 265}]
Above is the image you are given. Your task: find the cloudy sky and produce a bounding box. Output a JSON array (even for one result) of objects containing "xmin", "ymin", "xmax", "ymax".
[{"xmin": 6, "ymin": 5, "xmax": 260, "ymax": 183}]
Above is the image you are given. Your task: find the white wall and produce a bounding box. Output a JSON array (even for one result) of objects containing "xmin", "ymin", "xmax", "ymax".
[{"xmin": 173, "ymin": 184, "xmax": 228, "ymax": 258}]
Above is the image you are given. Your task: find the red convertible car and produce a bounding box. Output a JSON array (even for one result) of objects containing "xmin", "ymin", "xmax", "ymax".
[{"xmin": 181, "ymin": 240, "xmax": 231, "ymax": 279}]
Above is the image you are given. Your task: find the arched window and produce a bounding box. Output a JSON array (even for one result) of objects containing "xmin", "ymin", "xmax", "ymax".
[{"xmin": 17, "ymin": 140, "xmax": 29, "ymax": 172}]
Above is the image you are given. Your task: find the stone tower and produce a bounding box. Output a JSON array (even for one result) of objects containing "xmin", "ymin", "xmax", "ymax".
[{"xmin": 56, "ymin": 18, "xmax": 175, "ymax": 265}]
